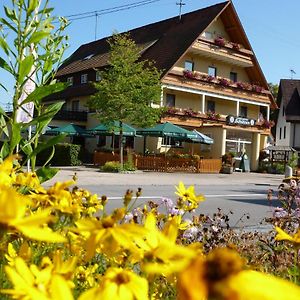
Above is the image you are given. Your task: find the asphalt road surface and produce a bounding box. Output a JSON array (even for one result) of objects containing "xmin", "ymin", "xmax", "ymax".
[{"xmin": 45, "ymin": 167, "xmax": 284, "ymax": 229}]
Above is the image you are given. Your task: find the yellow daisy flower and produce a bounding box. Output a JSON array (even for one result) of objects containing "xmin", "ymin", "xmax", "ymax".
[
  {"xmin": 177, "ymin": 247, "xmax": 300, "ymax": 300},
  {"xmin": 175, "ymin": 181, "xmax": 205, "ymax": 211},
  {"xmin": 275, "ymin": 226, "xmax": 300, "ymax": 245},
  {"xmin": 78, "ymin": 268, "xmax": 148, "ymax": 300},
  {"xmin": 0, "ymin": 184, "xmax": 66, "ymax": 243}
]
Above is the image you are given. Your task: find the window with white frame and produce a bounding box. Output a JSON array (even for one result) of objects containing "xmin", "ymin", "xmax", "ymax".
[
  {"xmin": 284, "ymin": 126, "xmax": 286, "ymax": 139},
  {"xmin": 202, "ymin": 31, "xmax": 213, "ymax": 40},
  {"xmin": 230, "ymin": 72, "xmax": 237, "ymax": 82},
  {"xmin": 208, "ymin": 66, "xmax": 217, "ymax": 77},
  {"xmin": 240, "ymin": 106, "xmax": 248, "ymax": 118},
  {"xmin": 161, "ymin": 136, "xmax": 182, "ymax": 147},
  {"xmin": 166, "ymin": 94, "xmax": 175, "ymax": 107},
  {"xmin": 207, "ymin": 100, "xmax": 215, "ymax": 112},
  {"xmin": 72, "ymin": 100, "xmax": 80, "ymax": 111},
  {"xmin": 67, "ymin": 77, "xmax": 73, "ymax": 85},
  {"xmin": 81, "ymin": 73, "xmax": 88, "ymax": 84},
  {"xmin": 184, "ymin": 60, "xmax": 194, "ymax": 71},
  {"xmin": 96, "ymin": 71, "xmax": 101, "ymax": 82}
]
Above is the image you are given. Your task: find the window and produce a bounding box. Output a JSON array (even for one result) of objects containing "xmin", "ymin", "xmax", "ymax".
[
  {"xmin": 96, "ymin": 71, "xmax": 101, "ymax": 82},
  {"xmin": 284, "ymin": 126, "xmax": 286, "ymax": 139},
  {"xmin": 230, "ymin": 72, "xmax": 237, "ymax": 82},
  {"xmin": 166, "ymin": 94, "xmax": 175, "ymax": 107},
  {"xmin": 203, "ymin": 31, "xmax": 213, "ymax": 40},
  {"xmin": 97, "ymin": 136, "xmax": 106, "ymax": 147},
  {"xmin": 61, "ymin": 103, "xmax": 67, "ymax": 111},
  {"xmin": 72, "ymin": 100, "xmax": 79, "ymax": 111},
  {"xmin": 207, "ymin": 100, "xmax": 215, "ymax": 112},
  {"xmin": 184, "ymin": 60, "xmax": 194, "ymax": 71},
  {"xmin": 161, "ymin": 137, "xmax": 182, "ymax": 147},
  {"xmin": 279, "ymin": 127, "xmax": 282, "ymax": 139},
  {"xmin": 67, "ymin": 77, "xmax": 73, "ymax": 85},
  {"xmin": 240, "ymin": 106, "xmax": 248, "ymax": 118},
  {"xmin": 208, "ymin": 66, "xmax": 217, "ymax": 77},
  {"xmin": 282, "ymin": 106, "xmax": 285, "ymax": 116},
  {"xmin": 81, "ymin": 74, "xmax": 88, "ymax": 84}
]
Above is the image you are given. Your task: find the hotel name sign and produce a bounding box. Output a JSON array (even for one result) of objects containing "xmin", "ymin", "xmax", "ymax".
[{"xmin": 226, "ymin": 115, "xmax": 256, "ymax": 126}]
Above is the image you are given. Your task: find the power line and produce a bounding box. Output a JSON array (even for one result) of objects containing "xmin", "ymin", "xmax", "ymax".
[{"xmin": 1, "ymin": 0, "xmax": 163, "ymax": 29}]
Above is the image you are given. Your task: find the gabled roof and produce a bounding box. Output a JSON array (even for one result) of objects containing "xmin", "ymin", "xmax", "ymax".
[
  {"xmin": 279, "ymin": 79, "xmax": 300, "ymax": 121},
  {"xmin": 57, "ymin": 1, "xmax": 229, "ymax": 77},
  {"xmin": 56, "ymin": 1, "xmax": 274, "ymax": 105}
]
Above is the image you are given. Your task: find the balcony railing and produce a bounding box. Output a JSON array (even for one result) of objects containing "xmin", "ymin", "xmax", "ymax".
[
  {"xmin": 162, "ymin": 108, "xmax": 272, "ymax": 132},
  {"xmin": 53, "ymin": 110, "xmax": 88, "ymax": 121},
  {"xmin": 190, "ymin": 38, "xmax": 253, "ymax": 67}
]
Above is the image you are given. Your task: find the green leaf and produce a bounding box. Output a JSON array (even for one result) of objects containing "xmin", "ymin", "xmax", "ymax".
[
  {"xmin": 9, "ymin": 123, "xmax": 22, "ymax": 153},
  {"xmin": 0, "ymin": 142, "xmax": 10, "ymax": 162},
  {"xmin": 0, "ymin": 115, "xmax": 9, "ymax": 137},
  {"xmin": 0, "ymin": 82, "xmax": 8, "ymax": 92},
  {"xmin": 0, "ymin": 57, "xmax": 13, "ymax": 74},
  {"xmin": 0, "ymin": 18, "xmax": 18, "ymax": 33},
  {"xmin": 20, "ymin": 83, "xmax": 68, "ymax": 106},
  {"xmin": 0, "ymin": 37, "xmax": 10, "ymax": 56},
  {"xmin": 27, "ymin": 31, "xmax": 50, "ymax": 46},
  {"xmin": 4, "ymin": 6, "xmax": 17, "ymax": 22},
  {"xmin": 36, "ymin": 166, "xmax": 58, "ymax": 183},
  {"xmin": 18, "ymin": 54, "xmax": 34, "ymax": 83},
  {"xmin": 28, "ymin": 134, "xmax": 66, "ymax": 159},
  {"xmin": 28, "ymin": 0, "xmax": 39, "ymax": 14},
  {"xmin": 20, "ymin": 139, "xmax": 33, "ymax": 157},
  {"xmin": 27, "ymin": 101, "xmax": 65, "ymax": 128}
]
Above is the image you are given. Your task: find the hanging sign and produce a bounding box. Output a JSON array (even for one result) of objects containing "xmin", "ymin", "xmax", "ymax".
[{"xmin": 226, "ymin": 115, "xmax": 256, "ymax": 126}]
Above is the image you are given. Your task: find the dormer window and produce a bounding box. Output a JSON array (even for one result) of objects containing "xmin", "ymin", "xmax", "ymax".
[
  {"xmin": 81, "ymin": 74, "xmax": 88, "ymax": 84},
  {"xmin": 67, "ymin": 77, "xmax": 73, "ymax": 85}
]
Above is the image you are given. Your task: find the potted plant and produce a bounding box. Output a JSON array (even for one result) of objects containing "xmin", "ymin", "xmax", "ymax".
[
  {"xmin": 214, "ymin": 36, "xmax": 226, "ymax": 47},
  {"xmin": 221, "ymin": 152, "xmax": 235, "ymax": 174}
]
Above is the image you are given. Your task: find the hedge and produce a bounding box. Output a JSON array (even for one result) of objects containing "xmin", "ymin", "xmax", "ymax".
[{"xmin": 36, "ymin": 143, "xmax": 82, "ymax": 166}]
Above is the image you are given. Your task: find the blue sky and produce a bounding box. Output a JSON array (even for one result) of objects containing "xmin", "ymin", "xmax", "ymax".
[{"xmin": 1, "ymin": 0, "xmax": 300, "ymax": 108}]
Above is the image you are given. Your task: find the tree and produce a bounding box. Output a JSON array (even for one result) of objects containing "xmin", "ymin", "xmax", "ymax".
[
  {"xmin": 0, "ymin": 0, "xmax": 69, "ymax": 171},
  {"xmin": 268, "ymin": 82, "xmax": 279, "ymax": 137},
  {"xmin": 88, "ymin": 33, "xmax": 163, "ymax": 167}
]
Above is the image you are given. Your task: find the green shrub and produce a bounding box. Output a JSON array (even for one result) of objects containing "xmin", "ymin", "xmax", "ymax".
[
  {"xmin": 36, "ymin": 143, "xmax": 82, "ymax": 166},
  {"xmin": 101, "ymin": 161, "xmax": 121, "ymax": 172}
]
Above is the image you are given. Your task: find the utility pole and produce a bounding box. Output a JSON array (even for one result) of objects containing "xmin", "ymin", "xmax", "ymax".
[{"xmin": 176, "ymin": 0, "xmax": 186, "ymax": 21}]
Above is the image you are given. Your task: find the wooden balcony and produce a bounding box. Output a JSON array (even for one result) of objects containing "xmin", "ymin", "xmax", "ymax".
[
  {"xmin": 53, "ymin": 110, "xmax": 88, "ymax": 122},
  {"xmin": 190, "ymin": 38, "xmax": 253, "ymax": 67},
  {"xmin": 164, "ymin": 70, "xmax": 271, "ymax": 104},
  {"xmin": 162, "ymin": 110, "xmax": 271, "ymax": 134}
]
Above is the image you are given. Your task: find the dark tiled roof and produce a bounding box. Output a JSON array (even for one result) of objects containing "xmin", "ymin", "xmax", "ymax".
[
  {"xmin": 57, "ymin": 1, "xmax": 229, "ymax": 77},
  {"xmin": 44, "ymin": 83, "xmax": 97, "ymax": 101},
  {"xmin": 279, "ymin": 79, "xmax": 300, "ymax": 120}
]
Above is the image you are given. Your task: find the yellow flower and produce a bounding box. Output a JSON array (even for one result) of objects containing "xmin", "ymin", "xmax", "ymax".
[
  {"xmin": 138, "ymin": 213, "xmax": 196, "ymax": 276},
  {"xmin": 0, "ymin": 155, "xmax": 18, "ymax": 186},
  {"xmin": 5, "ymin": 242, "xmax": 32, "ymax": 266},
  {"xmin": 177, "ymin": 247, "xmax": 300, "ymax": 300},
  {"xmin": 175, "ymin": 181, "xmax": 205, "ymax": 211},
  {"xmin": 15, "ymin": 172, "xmax": 41, "ymax": 189},
  {"xmin": 75, "ymin": 214, "xmax": 148, "ymax": 260},
  {"xmin": 0, "ymin": 184, "xmax": 66, "ymax": 243},
  {"xmin": 78, "ymin": 268, "xmax": 148, "ymax": 300},
  {"xmin": 1, "ymin": 257, "xmax": 74, "ymax": 300},
  {"xmin": 275, "ymin": 226, "xmax": 300, "ymax": 245}
]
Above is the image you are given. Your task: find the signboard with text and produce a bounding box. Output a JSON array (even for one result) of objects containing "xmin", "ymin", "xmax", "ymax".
[{"xmin": 226, "ymin": 115, "xmax": 256, "ymax": 127}]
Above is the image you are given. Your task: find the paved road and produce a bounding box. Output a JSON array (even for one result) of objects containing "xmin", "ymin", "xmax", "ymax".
[{"xmin": 45, "ymin": 167, "xmax": 284, "ymax": 229}]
